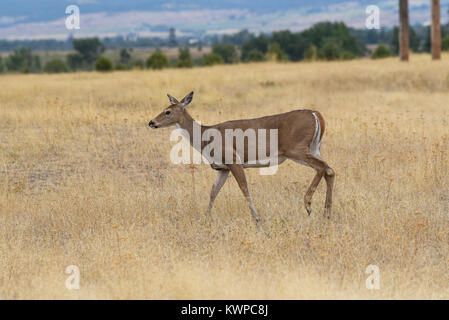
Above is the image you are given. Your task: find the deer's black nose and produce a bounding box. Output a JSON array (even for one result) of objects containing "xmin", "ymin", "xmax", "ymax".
[{"xmin": 149, "ymin": 121, "xmax": 154, "ymax": 127}]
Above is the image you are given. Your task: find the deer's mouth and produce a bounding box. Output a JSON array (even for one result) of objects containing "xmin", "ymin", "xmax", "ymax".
[{"xmin": 148, "ymin": 121, "xmax": 158, "ymax": 129}]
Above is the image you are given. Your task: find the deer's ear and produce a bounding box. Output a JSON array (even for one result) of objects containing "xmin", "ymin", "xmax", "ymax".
[
  {"xmin": 167, "ymin": 94, "xmax": 179, "ymax": 105},
  {"xmin": 181, "ymin": 91, "xmax": 194, "ymax": 107}
]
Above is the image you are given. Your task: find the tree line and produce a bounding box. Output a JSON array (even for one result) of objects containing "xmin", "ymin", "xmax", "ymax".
[{"xmin": 1, "ymin": 21, "xmax": 449, "ymax": 74}]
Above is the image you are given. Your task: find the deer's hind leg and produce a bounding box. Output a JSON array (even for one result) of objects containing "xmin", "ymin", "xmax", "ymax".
[
  {"xmin": 287, "ymin": 147, "xmax": 330, "ymax": 217},
  {"xmin": 297, "ymin": 154, "xmax": 334, "ymax": 219},
  {"xmin": 323, "ymin": 166, "xmax": 335, "ymax": 219}
]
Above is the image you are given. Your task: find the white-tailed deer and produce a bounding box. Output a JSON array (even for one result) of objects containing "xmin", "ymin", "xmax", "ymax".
[{"xmin": 149, "ymin": 91, "xmax": 335, "ymax": 225}]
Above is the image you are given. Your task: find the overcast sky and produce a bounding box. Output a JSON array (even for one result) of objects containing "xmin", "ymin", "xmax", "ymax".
[{"xmin": 0, "ymin": 0, "xmax": 448, "ymax": 40}]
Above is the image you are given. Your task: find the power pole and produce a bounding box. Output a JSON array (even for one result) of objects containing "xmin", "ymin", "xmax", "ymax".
[
  {"xmin": 431, "ymin": 0, "xmax": 441, "ymax": 60},
  {"xmin": 399, "ymin": 0, "xmax": 409, "ymax": 61}
]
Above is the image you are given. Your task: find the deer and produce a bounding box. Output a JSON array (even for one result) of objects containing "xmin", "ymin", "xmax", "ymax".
[{"xmin": 148, "ymin": 91, "xmax": 335, "ymax": 226}]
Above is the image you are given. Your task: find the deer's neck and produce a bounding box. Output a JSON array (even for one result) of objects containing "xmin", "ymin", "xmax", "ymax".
[{"xmin": 176, "ymin": 111, "xmax": 206, "ymax": 151}]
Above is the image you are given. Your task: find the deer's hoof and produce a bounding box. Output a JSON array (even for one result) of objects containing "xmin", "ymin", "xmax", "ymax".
[
  {"xmin": 304, "ymin": 199, "xmax": 312, "ymax": 215},
  {"xmin": 305, "ymin": 203, "xmax": 312, "ymax": 215}
]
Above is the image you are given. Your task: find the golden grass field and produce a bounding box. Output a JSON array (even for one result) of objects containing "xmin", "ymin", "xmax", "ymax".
[{"xmin": 1, "ymin": 54, "xmax": 449, "ymax": 299}]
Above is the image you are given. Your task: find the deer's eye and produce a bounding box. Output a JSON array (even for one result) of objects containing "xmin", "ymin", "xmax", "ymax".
[{"xmin": 165, "ymin": 110, "xmax": 171, "ymax": 115}]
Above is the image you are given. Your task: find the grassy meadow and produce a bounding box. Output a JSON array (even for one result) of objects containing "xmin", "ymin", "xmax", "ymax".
[{"xmin": 0, "ymin": 54, "xmax": 449, "ymax": 299}]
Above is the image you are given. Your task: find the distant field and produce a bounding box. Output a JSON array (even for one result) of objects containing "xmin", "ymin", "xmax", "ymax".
[
  {"xmin": 123, "ymin": 46, "xmax": 212, "ymax": 62},
  {"xmin": 1, "ymin": 55, "xmax": 449, "ymax": 299},
  {"xmin": 19, "ymin": 46, "xmax": 213, "ymax": 66}
]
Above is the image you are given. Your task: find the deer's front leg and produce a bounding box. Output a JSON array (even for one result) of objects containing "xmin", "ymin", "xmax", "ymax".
[
  {"xmin": 229, "ymin": 164, "xmax": 260, "ymax": 224},
  {"xmin": 206, "ymin": 170, "xmax": 230, "ymax": 215}
]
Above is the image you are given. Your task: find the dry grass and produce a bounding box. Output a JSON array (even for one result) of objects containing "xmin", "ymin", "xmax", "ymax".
[{"xmin": 1, "ymin": 54, "xmax": 449, "ymax": 299}]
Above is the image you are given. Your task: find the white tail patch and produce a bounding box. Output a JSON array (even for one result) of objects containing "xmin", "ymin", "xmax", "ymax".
[{"xmin": 310, "ymin": 112, "xmax": 322, "ymax": 159}]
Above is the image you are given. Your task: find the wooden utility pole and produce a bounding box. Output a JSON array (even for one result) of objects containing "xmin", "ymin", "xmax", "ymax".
[
  {"xmin": 431, "ymin": 0, "xmax": 441, "ymax": 60},
  {"xmin": 399, "ymin": 0, "xmax": 409, "ymax": 61}
]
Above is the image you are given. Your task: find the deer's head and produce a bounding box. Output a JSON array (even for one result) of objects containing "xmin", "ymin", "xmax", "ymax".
[{"xmin": 148, "ymin": 91, "xmax": 194, "ymax": 129}]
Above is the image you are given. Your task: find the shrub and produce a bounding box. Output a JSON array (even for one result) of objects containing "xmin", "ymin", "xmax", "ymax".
[
  {"xmin": 212, "ymin": 44, "xmax": 238, "ymax": 64},
  {"xmin": 442, "ymin": 36, "xmax": 449, "ymax": 51},
  {"xmin": 146, "ymin": 49, "xmax": 169, "ymax": 70},
  {"xmin": 241, "ymin": 34, "xmax": 269, "ymax": 61},
  {"xmin": 44, "ymin": 58, "xmax": 68, "ymax": 73},
  {"xmin": 114, "ymin": 63, "xmax": 128, "ymax": 71},
  {"xmin": 339, "ymin": 51, "xmax": 355, "ymax": 60},
  {"xmin": 304, "ymin": 45, "xmax": 317, "ymax": 61},
  {"xmin": 119, "ymin": 48, "xmax": 131, "ymax": 65},
  {"xmin": 177, "ymin": 47, "xmax": 193, "ymax": 68},
  {"xmin": 390, "ymin": 26, "xmax": 420, "ymax": 54},
  {"xmin": 246, "ymin": 50, "xmax": 265, "ymax": 62},
  {"xmin": 6, "ymin": 48, "xmax": 41, "ymax": 73},
  {"xmin": 94, "ymin": 56, "xmax": 113, "ymax": 72},
  {"xmin": 372, "ymin": 44, "xmax": 391, "ymax": 59},
  {"xmin": 72, "ymin": 38, "xmax": 105, "ymax": 66},
  {"xmin": 67, "ymin": 53, "xmax": 84, "ymax": 71},
  {"xmin": 134, "ymin": 60, "xmax": 144, "ymax": 70},
  {"xmin": 202, "ymin": 52, "xmax": 223, "ymax": 66},
  {"xmin": 266, "ymin": 43, "xmax": 287, "ymax": 62},
  {"xmin": 319, "ymin": 40, "xmax": 341, "ymax": 61}
]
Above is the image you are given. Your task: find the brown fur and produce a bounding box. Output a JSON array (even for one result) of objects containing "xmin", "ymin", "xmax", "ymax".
[{"xmin": 149, "ymin": 92, "xmax": 335, "ymax": 224}]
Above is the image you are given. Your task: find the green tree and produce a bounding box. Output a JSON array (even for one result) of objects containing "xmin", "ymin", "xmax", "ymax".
[
  {"xmin": 246, "ymin": 49, "xmax": 265, "ymax": 62},
  {"xmin": 146, "ymin": 49, "xmax": 169, "ymax": 70},
  {"xmin": 423, "ymin": 26, "xmax": 432, "ymax": 53},
  {"xmin": 304, "ymin": 45, "xmax": 317, "ymax": 61},
  {"xmin": 95, "ymin": 56, "xmax": 113, "ymax": 72},
  {"xmin": 271, "ymin": 30, "xmax": 306, "ymax": 61},
  {"xmin": 33, "ymin": 56, "xmax": 41, "ymax": 72},
  {"xmin": 266, "ymin": 22, "xmax": 361, "ymax": 61},
  {"xmin": 114, "ymin": 63, "xmax": 128, "ymax": 70},
  {"xmin": 72, "ymin": 38, "xmax": 105, "ymax": 69},
  {"xmin": 339, "ymin": 51, "xmax": 355, "ymax": 60},
  {"xmin": 5, "ymin": 48, "xmax": 41, "ymax": 73},
  {"xmin": 66, "ymin": 53, "xmax": 84, "ymax": 71},
  {"xmin": 177, "ymin": 47, "xmax": 193, "ymax": 68},
  {"xmin": 409, "ymin": 27, "xmax": 420, "ymax": 52},
  {"xmin": 372, "ymin": 44, "xmax": 391, "ymax": 59},
  {"xmin": 119, "ymin": 48, "xmax": 131, "ymax": 65},
  {"xmin": 442, "ymin": 36, "xmax": 449, "ymax": 51},
  {"xmin": 318, "ymin": 39, "xmax": 341, "ymax": 60},
  {"xmin": 212, "ymin": 44, "xmax": 238, "ymax": 64},
  {"xmin": 241, "ymin": 34, "xmax": 269, "ymax": 61},
  {"xmin": 266, "ymin": 43, "xmax": 286, "ymax": 62},
  {"xmin": 202, "ymin": 52, "xmax": 223, "ymax": 66},
  {"xmin": 391, "ymin": 26, "xmax": 420, "ymax": 54},
  {"xmin": 303, "ymin": 22, "xmax": 361, "ymax": 56},
  {"xmin": 134, "ymin": 60, "xmax": 144, "ymax": 70},
  {"xmin": 44, "ymin": 58, "xmax": 68, "ymax": 73},
  {"xmin": 0, "ymin": 56, "xmax": 3, "ymax": 72}
]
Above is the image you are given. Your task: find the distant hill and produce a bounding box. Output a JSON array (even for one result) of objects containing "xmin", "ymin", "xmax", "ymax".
[{"xmin": 0, "ymin": 0, "xmax": 448, "ymax": 40}]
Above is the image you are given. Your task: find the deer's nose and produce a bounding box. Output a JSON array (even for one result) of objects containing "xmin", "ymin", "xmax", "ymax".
[{"xmin": 149, "ymin": 121, "xmax": 157, "ymax": 128}]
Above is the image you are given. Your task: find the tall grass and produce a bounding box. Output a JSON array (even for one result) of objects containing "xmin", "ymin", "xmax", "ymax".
[{"xmin": 0, "ymin": 54, "xmax": 448, "ymax": 299}]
